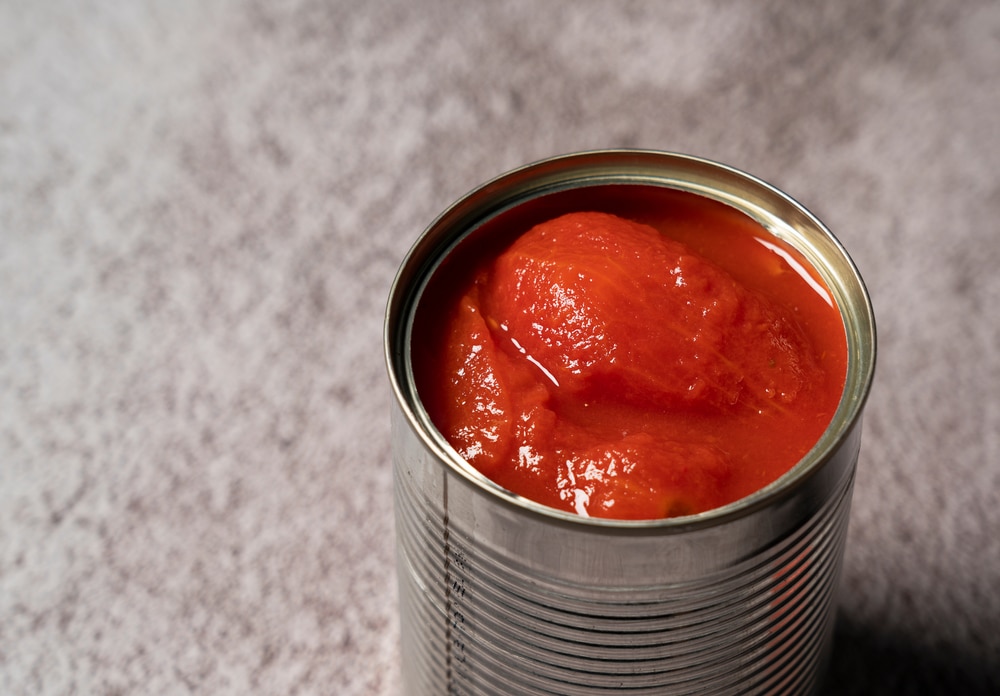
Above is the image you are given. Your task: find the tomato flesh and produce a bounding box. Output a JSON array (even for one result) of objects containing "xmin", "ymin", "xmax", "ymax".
[{"xmin": 415, "ymin": 198, "xmax": 846, "ymax": 520}]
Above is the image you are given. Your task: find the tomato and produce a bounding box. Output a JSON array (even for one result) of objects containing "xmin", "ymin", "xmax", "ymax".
[
  {"xmin": 415, "ymin": 197, "xmax": 846, "ymax": 520},
  {"xmin": 483, "ymin": 212, "xmax": 816, "ymax": 412}
]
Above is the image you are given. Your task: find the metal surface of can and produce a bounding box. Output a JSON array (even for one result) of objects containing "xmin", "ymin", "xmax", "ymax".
[{"xmin": 384, "ymin": 151, "xmax": 876, "ymax": 695}]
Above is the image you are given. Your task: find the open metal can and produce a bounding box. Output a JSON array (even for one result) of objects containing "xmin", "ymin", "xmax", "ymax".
[{"xmin": 384, "ymin": 151, "xmax": 876, "ymax": 695}]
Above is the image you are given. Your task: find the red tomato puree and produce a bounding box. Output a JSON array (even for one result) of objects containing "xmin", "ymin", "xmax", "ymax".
[{"xmin": 413, "ymin": 190, "xmax": 847, "ymax": 520}]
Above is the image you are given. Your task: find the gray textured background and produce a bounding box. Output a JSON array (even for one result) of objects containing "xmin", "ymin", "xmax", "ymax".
[{"xmin": 2, "ymin": 1, "xmax": 999, "ymax": 694}]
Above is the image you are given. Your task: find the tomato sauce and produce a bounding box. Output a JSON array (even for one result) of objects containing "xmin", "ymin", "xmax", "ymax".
[{"xmin": 412, "ymin": 186, "xmax": 847, "ymax": 520}]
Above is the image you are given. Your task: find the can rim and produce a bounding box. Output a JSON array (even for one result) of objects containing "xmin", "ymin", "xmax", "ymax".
[{"xmin": 384, "ymin": 149, "xmax": 876, "ymax": 532}]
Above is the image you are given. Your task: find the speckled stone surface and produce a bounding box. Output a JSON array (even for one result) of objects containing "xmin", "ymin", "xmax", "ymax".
[{"xmin": 2, "ymin": 1, "xmax": 998, "ymax": 694}]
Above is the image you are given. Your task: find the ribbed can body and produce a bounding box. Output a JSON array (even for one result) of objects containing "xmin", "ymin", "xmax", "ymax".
[
  {"xmin": 392, "ymin": 403, "xmax": 857, "ymax": 695},
  {"xmin": 385, "ymin": 151, "xmax": 876, "ymax": 696}
]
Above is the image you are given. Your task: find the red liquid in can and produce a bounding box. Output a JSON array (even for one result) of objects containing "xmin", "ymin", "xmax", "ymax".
[{"xmin": 413, "ymin": 186, "xmax": 846, "ymax": 520}]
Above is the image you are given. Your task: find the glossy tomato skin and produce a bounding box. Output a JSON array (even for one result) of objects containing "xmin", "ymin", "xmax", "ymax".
[{"xmin": 418, "ymin": 204, "xmax": 846, "ymax": 520}]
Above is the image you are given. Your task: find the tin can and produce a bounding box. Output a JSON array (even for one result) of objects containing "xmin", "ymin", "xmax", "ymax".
[{"xmin": 384, "ymin": 151, "xmax": 876, "ymax": 695}]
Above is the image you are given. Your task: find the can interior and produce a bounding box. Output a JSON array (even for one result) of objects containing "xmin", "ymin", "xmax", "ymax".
[{"xmin": 386, "ymin": 150, "xmax": 876, "ymax": 529}]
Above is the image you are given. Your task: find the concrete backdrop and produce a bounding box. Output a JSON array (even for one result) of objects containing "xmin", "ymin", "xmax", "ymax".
[{"xmin": 2, "ymin": 1, "xmax": 999, "ymax": 693}]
